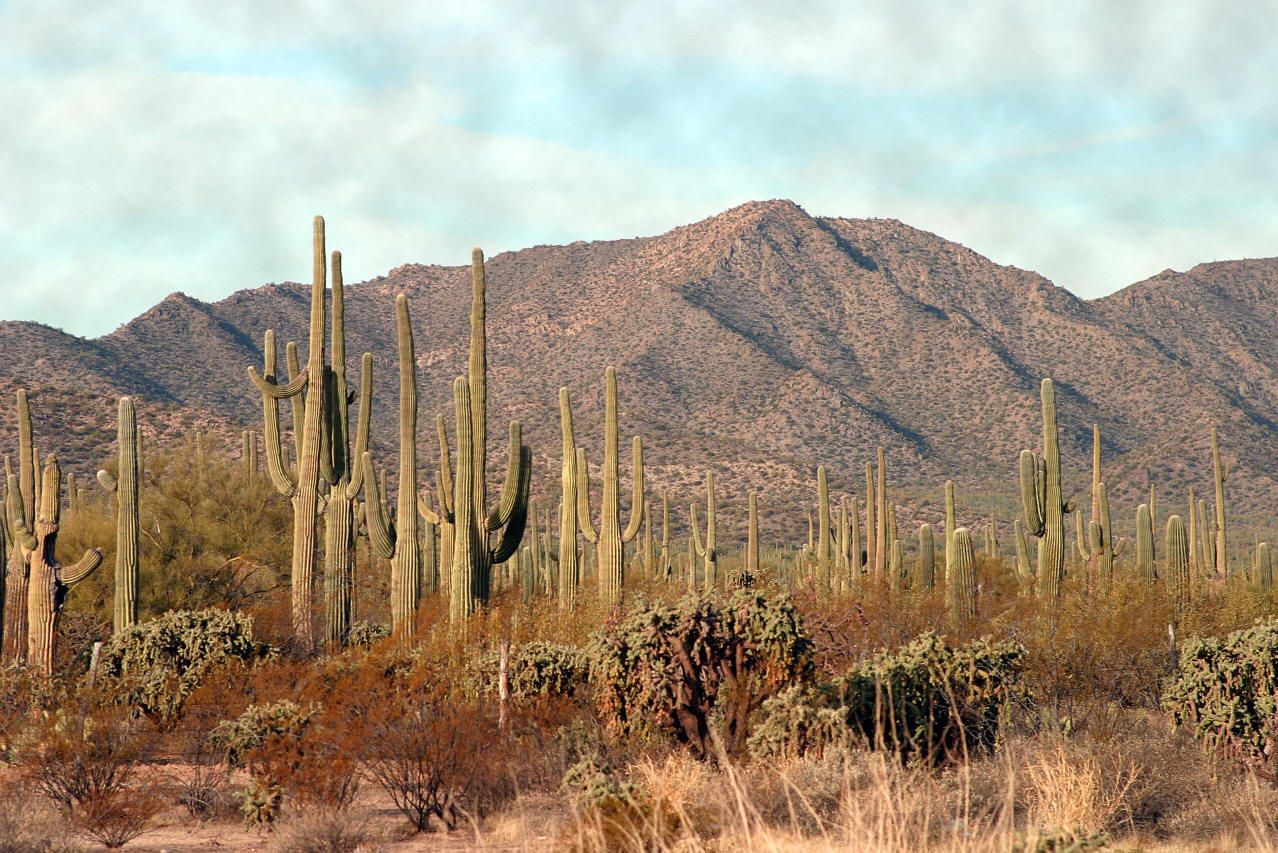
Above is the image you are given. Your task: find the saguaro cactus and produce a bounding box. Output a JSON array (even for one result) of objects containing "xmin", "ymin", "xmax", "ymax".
[
  {"xmin": 944, "ymin": 480, "xmax": 956, "ymax": 585},
  {"xmin": 557, "ymin": 389, "xmax": 580, "ymax": 608},
  {"xmin": 433, "ymin": 251, "xmax": 532, "ymax": 625},
  {"xmin": 659, "ymin": 490, "xmax": 672, "ymax": 581},
  {"xmin": 746, "ymin": 492, "xmax": 760, "ymax": 581},
  {"xmin": 1013, "ymin": 519, "xmax": 1032, "ymax": 581},
  {"xmin": 1166, "ymin": 515, "xmax": 1190, "ymax": 614},
  {"xmin": 1259, "ymin": 542, "xmax": 1274, "ymax": 593},
  {"xmin": 1019, "ymin": 379, "xmax": 1069, "ymax": 602},
  {"xmin": 815, "ymin": 467, "xmax": 832, "ymax": 590},
  {"xmin": 363, "ymin": 296, "xmax": 423, "ymax": 639},
  {"xmin": 18, "ymin": 456, "xmax": 103, "ymax": 675},
  {"xmin": 247, "ymin": 216, "xmax": 329, "ymax": 649},
  {"xmin": 3, "ymin": 390, "xmax": 36, "ymax": 663},
  {"xmin": 865, "ymin": 462, "xmax": 876, "ymax": 584},
  {"xmin": 1135, "ymin": 503, "xmax": 1155, "ymax": 582},
  {"xmin": 874, "ymin": 448, "xmax": 887, "ymax": 581},
  {"xmin": 949, "ymin": 527, "xmax": 977, "ymax": 624},
  {"xmin": 917, "ymin": 523, "xmax": 936, "ymax": 590},
  {"xmin": 575, "ymin": 367, "xmax": 644, "ymax": 605},
  {"xmin": 1211, "ymin": 428, "xmax": 1231, "ymax": 578},
  {"xmin": 691, "ymin": 471, "xmax": 718, "ymax": 590},
  {"xmin": 96, "ymin": 397, "xmax": 141, "ymax": 631}
]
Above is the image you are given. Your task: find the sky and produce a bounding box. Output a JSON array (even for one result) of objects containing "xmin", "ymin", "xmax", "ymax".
[{"xmin": 1, "ymin": 1, "xmax": 1275, "ymax": 338}]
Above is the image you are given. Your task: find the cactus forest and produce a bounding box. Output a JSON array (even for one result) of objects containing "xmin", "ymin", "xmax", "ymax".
[{"xmin": 6, "ymin": 217, "xmax": 1278, "ymax": 853}]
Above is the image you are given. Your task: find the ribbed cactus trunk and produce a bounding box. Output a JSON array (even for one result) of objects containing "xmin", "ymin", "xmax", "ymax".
[
  {"xmin": 874, "ymin": 447, "xmax": 887, "ymax": 582},
  {"xmin": 557, "ymin": 389, "xmax": 580, "ymax": 608},
  {"xmin": 576, "ymin": 367, "xmax": 644, "ymax": 606},
  {"xmin": 1196, "ymin": 499, "xmax": 1213, "ymax": 580},
  {"xmin": 109, "ymin": 397, "xmax": 140, "ymax": 631},
  {"xmin": 746, "ymin": 492, "xmax": 760, "ymax": 581},
  {"xmin": 1165, "ymin": 515, "xmax": 1190, "ymax": 615},
  {"xmin": 1013, "ymin": 520, "xmax": 1032, "ymax": 581},
  {"xmin": 691, "ymin": 471, "xmax": 717, "ymax": 590},
  {"xmin": 1259, "ymin": 542, "xmax": 1274, "ymax": 593},
  {"xmin": 949, "ymin": 527, "xmax": 977, "ymax": 625},
  {"xmin": 364, "ymin": 296, "xmax": 422, "ymax": 639},
  {"xmin": 2, "ymin": 390, "xmax": 35, "ymax": 664},
  {"xmin": 1019, "ymin": 379, "xmax": 1066, "ymax": 602},
  {"xmin": 1211, "ymin": 428, "xmax": 1229, "ymax": 578},
  {"xmin": 917, "ymin": 523, "xmax": 935, "ymax": 590},
  {"xmin": 659, "ymin": 490, "xmax": 671, "ymax": 581},
  {"xmin": 448, "ymin": 377, "xmax": 482, "ymax": 625},
  {"xmin": 1135, "ymin": 503, "xmax": 1155, "ymax": 582},
  {"xmin": 943, "ymin": 480, "xmax": 956, "ymax": 586},
  {"xmin": 865, "ymin": 462, "xmax": 876, "ymax": 586},
  {"xmin": 815, "ymin": 467, "xmax": 832, "ymax": 591},
  {"xmin": 24, "ymin": 456, "xmax": 103, "ymax": 676},
  {"xmin": 1186, "ymin": 486, "xmax": 1197, "ymax": 577}
]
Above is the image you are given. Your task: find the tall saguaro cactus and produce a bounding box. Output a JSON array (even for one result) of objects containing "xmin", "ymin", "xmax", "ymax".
[
  {"xmin": 1211, "ymin": 428, "xmax": 1231, "ymax": 578},
  {"xmin": 557, "ymin": 389, "xmax": 580, "ymax": 608},
  {"xmin": 1135, "ymin": 503, "xmax": 1155, "ymax": 582},
  {"xmin": 691, "ymin": 471, "xmax": 718, "ymax": 590},
  {"xmin": 815, "ymin": 467, "xmax": 832, "ymax": 590},
  {"xmin": 97, "ymin": 397, "xmax": 140, "ymax": 631},
  {"xmin": 363, "ymin": 295, "xmax": 422, "ymax": 639},
  {"xmin": 1019, "ymin": 379, "xmax": 1069, "ymax": 602},
  {"xmin": 949, "ymin": 527, "xmax": 977, "ymax": 625},
  {"xmin": 575, "ymin": 367, "xmax": 644, "ymax": 605},
  {"xmin": 17, "ymin": 456, "xmax": 103, "ymax": 675},
  {"xmin": 917, "ymin": 523, "xmax": 936, "ymax": 590},
  {"xmin": 746, "ymin": 492, "xmax": 760, "ymax": 581},
  {"xmin": 247, "ymin": 216, "xmax": 329, "ymax": 649},
  {"xmin": 943, "ymin": 480, "xmax": 956, "ymax": 585},
  {"xmin": 1166, "ymin": 515, "xmax": 1190, "ymax": 615},
  {"xmin": 3, "ymin": 390, "xmax": 36, "ymax": 663}
]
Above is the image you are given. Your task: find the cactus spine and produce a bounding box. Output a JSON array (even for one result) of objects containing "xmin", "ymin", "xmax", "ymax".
[
  {"xmin": 21, "ymin": 456, "xmax": 103, "ymax": 675},
  {"xmin": 97, "ymin": 397, "xmax": 140, "ymax": 631},
  {"xmin": 917, "ymin": 523, "xmax": 936, "ymax": 590},
  {"xmin": 1211, "ymin": 428, "xmax": 1230, "ymax": 577},
  {"xmin": 363, "ymin": 295, "xmax": 422, "ymax": 639},
  {"xmin": 575, "ymin": 367, "xmax": 644, "ymax": 605},
  {"xmin": 949, "ymin": 527, "xmax": 977, "ymax": 624},
  {"xmin": 1019, "ymin": 379, "xmax": 1067, "ymax": 602},
  {"xmin": 1135, "ymin": 503, "xmax": 1155, "ymax": 582},
  {"xmin": 690, "ymin": 470, "xmax": 718, "ymax": 590}
]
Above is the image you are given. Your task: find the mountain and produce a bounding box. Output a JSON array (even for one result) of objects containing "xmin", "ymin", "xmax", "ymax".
[{"xmin": 2, "ymin": 200, "xmax": 1276, "ymax": 546}]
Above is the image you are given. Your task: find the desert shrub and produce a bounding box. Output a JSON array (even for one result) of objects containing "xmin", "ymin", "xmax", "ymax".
[
  {"xmin": 209, "ymin": 699, "xmax": 344, "ymax": 827},
  {"xmin": 750, "ymin": 632, "xmax": 1026, "ymax": 765},
  {"xmin": 0, "ymin": 778, "xmax": 84, "ymax": 853},
  {"xmin": 354, "ymin": 664, "xmax": 514, "ymax": 832},
  {"xmin": 268, "ymin": 811, "xmax": 372, "ymax": 853},
  {"xmin": 474, "ymin": 641, "xmax": 589, "ymax": 699},
  {"xmin": 345, "ymin": 620, "xmax": 390, "ymax": 647},
  {"xmin": 99, "ymin": 608, "xmax": 272, "ymax": 723},
  {"xmin": 590, "ymin": 590, "xmax": 813, "ymax": 758},
  {"xmin": 1009, "ymin": 826, "xmax": 1110, "ymax": 852},
  {"xmin": 18, "ymin": 704, "xmax": 161, "ymax": 848},
  {"xmin": 1163, "ymin": 616, "xmax": 1278, "ymax": 778}
]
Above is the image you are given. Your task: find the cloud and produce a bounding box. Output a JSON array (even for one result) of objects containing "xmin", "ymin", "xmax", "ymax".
[{"xmin": 0, "ymin": 1, "xmax": 1275, "ymax": 334}]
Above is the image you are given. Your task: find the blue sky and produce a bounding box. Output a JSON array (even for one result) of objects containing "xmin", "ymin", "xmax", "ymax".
[{"xmin": 2, "ymin": 1, "xmax": 1275, "ymax": 337}]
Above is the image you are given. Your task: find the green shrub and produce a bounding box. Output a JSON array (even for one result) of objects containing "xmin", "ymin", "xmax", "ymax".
[
  {"xmin": 99, "ymin": 609, "xmax": 272, "ymax": 723},
  {"xmin": 474, "ymin": 641, "xmax": 588, "ymax": 699},
  {"xmin": 750, "ymin": 633, "xmax": 1026, "ymax": 765},
  {"xmin": 589, "ymin": 590, "xmax": 812, "ymax": 758},
  {"xmin": 1163, "ymin": 616, "xmax": 1278, "ymax": 775},
  {"xmin": 345, "ymin": 621, "xmax": 390, "ymax": 648},
  {"xmin": 209, "ymin": 700, "xmax": 315, "ymax": 828}
]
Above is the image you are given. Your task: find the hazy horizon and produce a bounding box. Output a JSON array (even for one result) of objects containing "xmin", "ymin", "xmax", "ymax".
[{"xmin": 2, "ymin": 0, "xmax": 1275, "ymax": 337}]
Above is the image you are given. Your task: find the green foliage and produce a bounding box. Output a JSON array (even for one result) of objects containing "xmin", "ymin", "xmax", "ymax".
[
  {"xmin": 99, "ymin": 608, "xmax": 271, "ymax": 723},
  {"xmin": 209, "ymin": 700, "xmax": 316, "ymax": 829},
  {"xmin": 1163, "ymin": 616, "xmax": 1278, "ymax": 774},
  {"xmin": 750, "ymin": 633, "xmax": 1026, "ymax": 765},
  {"xmin": 1010, "ymin": 827, "xmax": 1110, "ymax": 852},
  {"xmin": 475, "ymin": 641, "xmax": 589, "ymax": 699},
  {"xmin": 589, "ymin": 590, "xmax": 812, "ymax": 758},
  {"xmin": 345, "ymin": 621, "xmax": 390, "ymax": 647}
]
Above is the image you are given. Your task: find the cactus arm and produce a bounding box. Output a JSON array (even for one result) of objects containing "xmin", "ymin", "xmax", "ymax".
[
  {"xmin": 59, "ymin": 549, "xmax": 104, "ymax": 586},
  {"xmin": 690, "ymin": 503, "xmax": 707, "ymax": 558},
  {"xmin": 1018, "ymin": 449, "xmax": 1045, "ymax": 536},
  {"xmin": 468, "ymin": 250, "xmax": 488, "ymax": 518},
  {"xmin": 436, "ymin": 414, "xmax": 455, "ymax": 518},
  {"xmin": 360, "ymin": 452, "xmax": 396, "ymax": 559},
  {"xmin": 247, "ymin": 364, "xmax": 309, "ymax": 399},
  {"xmin": 489, "ymin": 445, "xmax": 532, "ymax": 564},
  {"xmin": 576, "ymin": 448, "xmax": 599, "ymax": 544},
  {"xmin": 417, "ymin": 491, "xmax": 441, "ymax": 525},
  {"xmin": 1075, "ymin": 510, "xmax": 1092, "ymax": 561},
  {"xmin": 5, "ymin": 474, "xmax": 36, "ymax": 552},
  {"xmin": 486, "ymin": 421, "xmax": 524, "ymax": 532},
  {"xmin": 284, "ymin": 340, "xmax": 306, "ymax": 471},
  {"xmin": 343, "ymin": 352, "xmax": 373, "ymax": 499},
  {"xmin": 253, "ymin": 330, "xmax": 299, "ymax": 496},
  {"xmin": 96, "ymin": 470, "xmax": 118, "ymax": 492},
  {"xmin": 16, "ymin": 391, "xmax": 33, "ymax": 530},
  {"xmin": 620, "ymin": 436, "xmax": 644, "ymax": 542}
]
